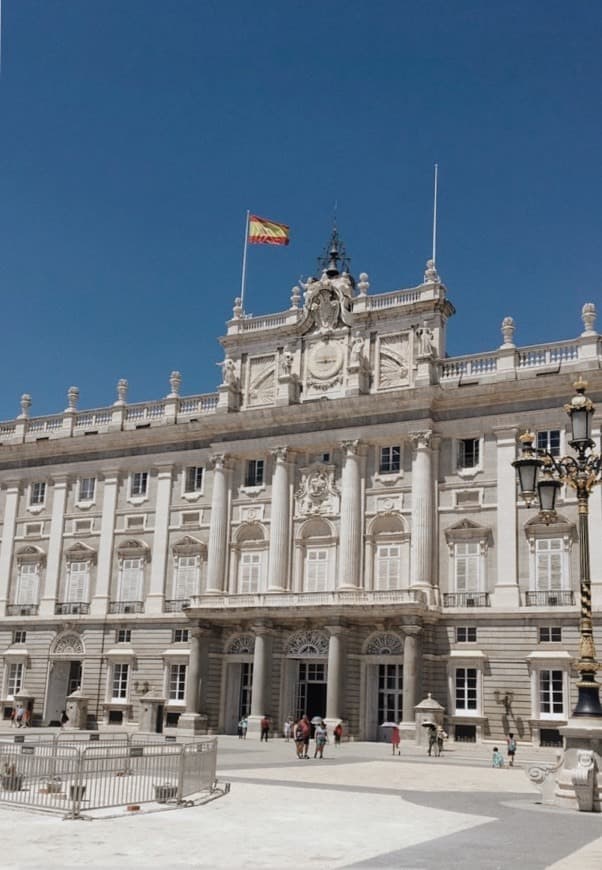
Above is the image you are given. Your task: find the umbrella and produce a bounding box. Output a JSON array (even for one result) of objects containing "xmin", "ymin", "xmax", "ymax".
[
  {"xmin": 311, "ymin": 716, "xmax": 323, "ymax": 725},
  {"xmin": 379, "ymin": 722, "xmax": 399, "ymax": 728}
]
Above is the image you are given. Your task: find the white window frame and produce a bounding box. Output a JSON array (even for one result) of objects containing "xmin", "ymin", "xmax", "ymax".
[
  {"xmin": 533, "ymin": 538, "xmax": 567, "ymax": 591},
  {"xmin": 374, "ymin": 543, "xmax": 402, "ymax": 591},
  {"xmin": 28, "ymin": 481, "xmax": 47, "ymax": 513},
  {"xmin": 173, "ymin": 629, "xmax": 190, "ymax": 643},
  {"xmin": 116, "ymin": 629, "xmax": 131, "ymax": 644},
  {"xmin": 111, "ymin": 662, "xmax": 130, "ymax": 701},
  {"xmin": 183, "ymin": 466, "xmax": 204, "ymax": 499},
  {"xmin": 455, "ymin": 437, "xmax": 483, "ymax": 477},
  {"xmin": 304, "ymin": 547, "xmax": 330, "ymax": 593},
  {"xmin": 167, "ymin": 662, "xmax": 187, "ymax": 703},
  {"xmin": 379, "ymin": 445, "xmax": 401, "ymax": 475},
  {"xmin": 15, "ymin": 563, "xmax": 40, "ymax": 606},
  {"xmin": 453, "ymin": 666, "xmax": 480, "ymax": 715},
  {"xmin": 448, "ymin": 651, "xmax": 486, "ymax": 717},
  {"xmin": 173, "ymin": 554, "xmax": 200, "ymax": 600},
  {"xmin": 539, "ymin": 626, "xmax": 562, "ymax": 643},
  {"xmin": 527, "ymin": 654, "xmax": 571, "ymax": 722},
  {"xmin": 238, "ymin": 551, "xmax": 263, "ymax": 594},
  {"xmin": 128, "ymin": 471, "xmax": 149, "ymax": 504},
  {"xmin": 117, "ymin": 557, "xmax": 144, "ymax": 602},
  {"xmin": 454, "ymin": 542, "xmax": 481, "ymax": 593},
  {"xmin": 77, "ymin": 477, "xmax": 96, "ymax": 506},
  {"xmin": 65, "ymin": 560, "xmax": 90, "ymax": 603},
  {"xmin": 456, "ymin": 626, "xmax": 477, "ymax": 643},
  {"xmin": 244, "ymin": 459, "xmax": 265, "ymax": 488},
  {"xmin": 5, "ymin": 662, "xmax": 24, "ymax": 700},
  {"xmin": 536, "ymin": 429, "xmax": 562, "ymax": 458}
]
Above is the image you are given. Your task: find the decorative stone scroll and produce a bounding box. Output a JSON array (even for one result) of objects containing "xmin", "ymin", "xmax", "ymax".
[
  {"xmin": 286, "ymin": 629, "xmax": 329, "ymax": 658},
  {"xmin": 51, "ymin": 633, "xmax": 85, "ymax": 657},
  {"xmin": 226, "ymin": 634, "xmax": 255, "ymax": 655}
]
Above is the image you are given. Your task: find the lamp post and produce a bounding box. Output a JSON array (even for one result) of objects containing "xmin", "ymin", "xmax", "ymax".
[{"xmin": 513, "ymin": 378, "xmax": 602, "ymax": 718}]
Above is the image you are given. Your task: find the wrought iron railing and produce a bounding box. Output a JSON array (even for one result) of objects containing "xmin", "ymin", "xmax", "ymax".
[
  {"xmin": 164, "ymin": 599, "xmax": 190, "ymax": 612},
  {"xmin": 6, "ymin": 604, "xmax": 39, "ymax": 616},
  {"xmin": 442, "ymin": 592, "xmax": 490, "ymax": 608},
  {"xmin": 55, "ymin": 602, "xmax": 90, "ymax": 615},
  {"xmin": 525, "ymin": 590, "xmax": 575, "ymax": 607},
  {"xmin": 108, "ymin": 601, "xmax": 144, "ymax": 614}
]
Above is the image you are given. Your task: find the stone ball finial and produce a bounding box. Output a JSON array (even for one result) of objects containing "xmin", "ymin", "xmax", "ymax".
[
  {"xmin": 66, "ymin": 386, "xmax": 79, "ymax": 412},
  {"xmin": 232, "ymin": 297, "xmax": 243, "ymax": 319},
  {"xmin": 114, "ymin": 378, "xmax": 128, "ymax": 406},
  {"xmin": 290, "ymin": 286, "xmax": 301, "ymax": 309},
  {"xmin": 168, "ymin": 371, "xmax": 182, "ymax": 398},
  {"xmin": 501, "ymin": 316, "xmax": 516, "ymax": 348},
  {"xmin": 19, "ymin": 393, "xmax": 32, "ymax": 419},
  {"xmin": 357, "ymin": 273, "xmax": 370, "ymax": 296},
  {"xmin": 581, "ymin": 302, "xmax": 597, "ymax": 335}
]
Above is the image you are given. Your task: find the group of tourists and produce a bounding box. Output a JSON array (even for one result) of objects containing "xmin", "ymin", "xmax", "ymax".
[
  {"xmin": 425, "ymin": 723, "xmax": 447, "ymax": 757},
  {"xmin": 492, "ymin": 733, "xmax": 517, "ymax": 768},
  {"xmin": 10, "ymin": 705, "xmax": 31, "ymax": 728},
  {"xmin": 290, "ymin": 715, "xmax": 343, "ymax": 758}
]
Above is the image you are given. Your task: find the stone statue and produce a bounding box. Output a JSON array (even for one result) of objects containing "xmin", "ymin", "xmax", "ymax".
[{"xmin": 220, "ymin": 358, "xmax": 239, "ymax": 389}]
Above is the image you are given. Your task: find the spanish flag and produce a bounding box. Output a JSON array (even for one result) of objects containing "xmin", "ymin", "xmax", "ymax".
[{"xmin": 248, "ymin": 214, "xmax": 290, "ymax": 246}]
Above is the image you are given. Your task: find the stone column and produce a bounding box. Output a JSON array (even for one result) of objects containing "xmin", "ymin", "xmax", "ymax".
[
  {"xmin": 337, "ymin": 440, "xmax": 363, "ymax": 589},
  {"xmin": 410, "ymin": 431, "xmax": 433, "ymax": 596},
  {"xmin": 40, "ymin": 476, "xmax": 69, "ymax": 616},
  {"xmin": 491, "ymin": 428, "xmax": 521, "ymax": 607},
  {"xmin": 247, "ymin": 623, "xmax": 272, "ymax": 738},
  {"xmin": 0, "ymin": 482, "xmax": 20, "ymax": 613},
  {"xmin": 147, "ymin": 465, "xmax": 173, "ymax": 615},
  {"xmin": 178, "ymin": 626, "xmax": 209, "ymax": 735},
  {"xmin": 267, "ymin": 447, "xmax": 291, "ymax": 592},
  {"xmin": 401, "ymin": 625, "xmax": 422, "ymax": 739},
  {"xmin": 325, "ymin": 625, "xmax": 345, "ymax": 725},
  {"xmin": 206, "ymin": 454, "xmax": 231, "ymax": 594},
  {"xmin": 91, "ymin": 471, "xmax": 120, "ymax": 616}
]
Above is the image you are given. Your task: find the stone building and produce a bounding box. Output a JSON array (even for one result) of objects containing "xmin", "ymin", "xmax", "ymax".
[{"xmin": 0, "ymin": 233, "xmax": 600, "ymax": 744}]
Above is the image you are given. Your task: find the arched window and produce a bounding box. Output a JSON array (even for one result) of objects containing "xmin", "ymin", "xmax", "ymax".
[
  {"xmin": 368, "ymin": 515, "xmax": 410, "ymax": 591},
  {"xmin": 171, "ymin": 536, "xmax": 206, "ymax": 602},
  {"xmin": 298, "ymin": 518, "xmax": 335, "ymax": 593},
  {"xmin": 235, "ymin": 523, "xmax": 267, "ymax": 594}
]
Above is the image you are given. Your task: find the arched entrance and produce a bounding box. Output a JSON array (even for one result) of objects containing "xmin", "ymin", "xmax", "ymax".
[
  {"xmin": 285, "ymin": 630, "xmax": 329, "ymax": 724},
  {"xmin": 363, "ymin": 632, "xmax": 404, "ymax": 741},
  {"xmin": 45, "ymin": 633, "xmax": 84, "ymax": 725},
  {"xmin": 221, "ymin": 634, "xmax": 255, "ymax": 734}
]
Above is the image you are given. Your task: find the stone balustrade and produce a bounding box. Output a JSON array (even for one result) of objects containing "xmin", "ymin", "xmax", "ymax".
[{"xmin": 187, "ymin": 589, "xmax": 426, "ymax": 610}]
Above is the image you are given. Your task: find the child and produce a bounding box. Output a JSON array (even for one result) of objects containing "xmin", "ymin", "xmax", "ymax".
[{"xmin": 492, "ymin": 746, "xmax": 504, "ymax": 768}]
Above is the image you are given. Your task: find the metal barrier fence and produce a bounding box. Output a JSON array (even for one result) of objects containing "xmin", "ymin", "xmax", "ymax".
[{"xmin": 0, "ymin": 734, "xmax": 218, "ymax": 818}]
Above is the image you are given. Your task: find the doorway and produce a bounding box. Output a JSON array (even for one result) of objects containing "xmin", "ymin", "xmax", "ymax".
[
  {"xmin": 45, "ymin": 660, "xmax": 82, "ymax": 725},
  {"xmin": 295, "ymin": 661, "xmax": 327, "ymax": 723}
]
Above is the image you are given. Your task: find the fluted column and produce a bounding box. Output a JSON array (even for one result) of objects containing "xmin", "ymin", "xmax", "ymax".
[
  {"xmin": 40, "ymin": 476, "xmax": 69, "ymax": 616},
  {"xmin": 492, "ymin": 427, "xmax": 521, "ymax": 607},
  {"xmin": 326, "ymin": 625, "xmax": 345, "ymax": 723},
  {"xmin": 337, "ymin": 440, "xmax": 363, "ymax": 589},
  {"xmin": 410, "ymin": 431, "xmax": 433, "ymax": 593},
  {"xmin": 247, "ymin": 623, "xmax": 272, "ymax": 738},
  {"xmin": 267, "ymin": 447, "xmax": 291, "ymax": 592},
  {"xmin": 0, "ymin": 482, "xmax": 20, "ymax": 612},
  {"xmin": 206, "ymin": 454, "xmax": 232, "ymax": 594},
  {"xmin": 147, "ymin": 465, "xmax": 173, "ymax": 614},
  {"xmin": 91, "ymin": 470, "xmax": 120, "ymax": 616},
  {"xmin": 178, "ymin": 625, "xmax": 210, "ymax": 735},
  {"xmin": 401, "ymin": 625, "xmax": 422, "ymax": 729}
]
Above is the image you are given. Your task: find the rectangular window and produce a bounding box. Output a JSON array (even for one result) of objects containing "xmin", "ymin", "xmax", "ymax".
[
  {"xmin": 74, "ymin": 519, "xmax": 93, "ymax": 534},
  {"xmin": 66, "ymin": 561, "xmax": 89, "ymax": 603},
  {"xmin": 119, "ymin": 559, "xmax": 143, "ymax": 602},
  {"xmin": 7, "ymin": 663, "xmax": 24, "ymax": 698},
  {"xmin": 245, "ymin": 459, "xmax": 264, "ymax": 487},
  {"xmin": 239, "ymin": 552, "xmax": 261, "ymax": 594},
  {"xmin": 30, "ymin": 482, "xmax": 46, "ymax": 506},
  {"xmin": 455, "ymin": 667, "xmax": 478, "ymax": 711},
  {"xmin": 535, "ymin": 539, "xmax": 563, "ymax": 590},
  {"xmin": 539, "ymin": 626, "xmax": 562, "ymax": 643},
  {"xmin": 16, "ymin": 564, "xmax": 39, "ymax": 605},
  {"xmin": 322, "ymin": 453, "xmax": 330, "ymax": 463},
  {"xmin": 375, "ymin": 544, "xmax": 401, "ymax": 590},
  {"xmin": 24, "ymin": 523, "xmax": 42, "ymax": 537},
  {"xmin": 540, "ymin": 669, "xmax": 564, "ymax": 717},
  {"xmin": 13, "ymin": 631, "xmax": 26, "ymax": 645},
  {"xmin": 173, "ymin": 629, "xmax": 190, "ymax": 643},
  {"xmin": 458, "ymin": 439, "xmax": 480, "ymax": 470},
  {"xmin": 184, "ymin": 466, "xmax": 203, "ymax": 493},
  {"xmin": 456, "ymin": 627, "xmax": 477, "ymax": 643},
  {"xmin": 174, "ymin": 556, "xmax": 199, "ymax": 600},
  {"xmin": 130, "ymin": 472, "xmax": 148, "ymax": 497},
  {"xmin": 455, "ymin": 542, "xmax": 480, "ymax": 592},
  {"xmin": 111, "ymin": 663, "xmax": 129, "ymax": 700},
  {"xmin": 305, "ymin": 549, "xmax": 329, "ymax": 593},
  {"xmin": 126, "ymin": 515, "xmax": 145, "ymax": 530},
  {"xmin": 537, "ymin": 430, "xmax": 561, "ymax": 458},
  {"xmin": 181, "ymin": 511, "xmax": 200, "ymax": 526},
  {"xmin": 168, "ymin": 664, "xmax": 187, "ymax": 702},
  {"xmin": 78, "ymin": 477, "xmax": 96, "ymax": 502},
  {"xmin": 238, "ymin": 662, "xmax": 253, "ymax": 719},
  {"xmin": 116, "ymin": 629, "xmax": 131, "ymax": 644},
  {"xmin": 378, "ymin": 664, "xmax": 403, "ymax": 724},
  {"xmin": 379, "ymin": 446, "xmax": 401, "ymax": 474}
]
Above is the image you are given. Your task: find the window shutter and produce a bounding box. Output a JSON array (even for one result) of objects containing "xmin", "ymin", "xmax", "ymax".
[
  {"xmin": 67, "ymin": 562, "xmax": 89, "ymax": 602},
  {"xmin": 174, "ymin": 556, "xmax": 198, "ymax": 599},
  {"xmin": 16, "ymin": 565, "xmax": 38, "ymax": 604},
  {"xmin": 120, "ymin": 558, "xmax": 142, "ymax": 601}
]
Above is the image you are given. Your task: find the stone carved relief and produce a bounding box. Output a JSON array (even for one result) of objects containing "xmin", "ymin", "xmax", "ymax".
[
  {"xmin": 286, "ymin": 629, "xmax": 329, "ymax": 658},
  {"xmin": 306, "ymin": 339, "xmax": 345, "ymax": 391},
  {"xmin": 226, "ymin": 634, "xmax": 255, "ymax": 655},
  {"xmin": 247, "ymin": 355, "xmax": 276, "ymax": 407},
  {"xmin": 51, "ymin": 633, "xmax": 84, "ymax": 657},
  {"xmin": 301, "ymin": 272, "xmax": 354, "ymax": 334},
  {"xmin": 365, "ymin": 632, "xmax": 403, "ymax": 656},
  {"xmin": 378, "ymin": 333, "xmax": 411, "ymax": 389},
  {"xmin": 295, "ymin": 465, "xmax": 340, "ymax": 517},
  {"xmin": 239, "ymin": 505, "xmax": 265, "ymax": 523}
]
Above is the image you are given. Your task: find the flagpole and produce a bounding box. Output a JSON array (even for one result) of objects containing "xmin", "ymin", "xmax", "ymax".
[
  {"xmin": 432, "ymin": 163, "xmax": 438, "ymax": 265},
  {"xmin": 240, "ymin": 210, "xmax": 250, "ymax": 311}
]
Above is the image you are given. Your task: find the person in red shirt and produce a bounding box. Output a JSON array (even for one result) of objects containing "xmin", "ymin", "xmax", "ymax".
[
  {"xmin": 260, "ymin": 715, "xmax": 270, "ymax": 742},
  {"xmin": 391, "ymin": 725, "xmax": 401, "ymax": 755}
]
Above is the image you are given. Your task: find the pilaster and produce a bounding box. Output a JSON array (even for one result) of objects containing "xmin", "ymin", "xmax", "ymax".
[
  {"xmin": 146, "ymin": 466, "xmax": 173, "ymax": 614},
  {"xmin": 91, "ymin": 470, "xmax": 120, "ymax": 616},
  {"xmin": 177, "ymin": 624, "xmax": 210, "ymax": 736},
  {"xmin": 491, "ymin": 427, "xmax": 521, "ymax": 607},
  {"xmin": 39, "ymin": 476, "xmax": 69, "ymax": 617},
  {"xmin": 206, "ymin": 454, "xmax": 233, "ymax": 594},
  {"xmin": 410, "ymin": 431, "xmax": 433, "ymax": 596},
  {"xmin": 0, "ymin": 482, "xmax": 20, "ymax": 611}
]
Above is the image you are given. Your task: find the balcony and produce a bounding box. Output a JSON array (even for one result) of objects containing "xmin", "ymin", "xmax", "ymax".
[
  {"xmin": 108, "ymin": 601, "xmax": 144, "ymax": 614},
  {"xmin": 7, "ymin": 604, "xmax": 39, "ymax": 616},
  {"xmin": 443, "ymin": 592, "xmax": 490, "ymax": 608},
  {"xmin": 525, "ymin": 590, "xmax": 575, "ymax": 607},
  {"xmin": 55, "ymin": 602, "xmax": 90, "ymax": 615},
  {"xmin": 187, "ymin": 589, "xmax": 427, "ymax": 610},
  {"xmin": 164, "ymin": 599, "xmax": 191, "ymax": 612}
]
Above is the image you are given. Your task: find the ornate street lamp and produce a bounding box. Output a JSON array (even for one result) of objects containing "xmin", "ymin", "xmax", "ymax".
[{"xmin": 513, "ymin": 379, "xmax": 602, "ymax": 717}]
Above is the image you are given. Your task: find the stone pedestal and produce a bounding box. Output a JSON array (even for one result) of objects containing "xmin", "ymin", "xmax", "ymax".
[
  {"xmin": 177, "ymin": 712, "xmax": 209, "ymax": 736},
  {"xmin": 137, "ymin": 694, "xmax": 165, "ymax": 733},
  {"xmin": 414, "ymin": 693, "xmax": 445, "ymax": 748},
  {"xmin": 64, "ymin": 690, "xmax": 89, "ymax": 730},
  {"xmin": 553, "ymin": 718, "xmax": 602, "ymax": 811}
]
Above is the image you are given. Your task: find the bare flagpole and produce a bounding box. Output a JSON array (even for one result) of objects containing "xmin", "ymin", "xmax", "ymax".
[
  {"xmin": 240, "ymin": 210, "xmax": 250, "ymax": 311},
  {"xmin": 432, "ymin": 163, "xmax": 438, "ymax": 265}
]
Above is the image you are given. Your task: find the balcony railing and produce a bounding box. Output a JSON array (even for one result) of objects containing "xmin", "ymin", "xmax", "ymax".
[
  {"xmin": 55, "ymin": 602, "xmax": 90, "ymax": 615},
  {"xmin": 188, "ymin": 589, "xmax": 427, "ymax": 610},
  {"xmin": 525, "ymin": 590, "xmax": 575, "ymax": 607},
  {"xmin": 164, "ymin": 599, "xmax": 191, "ymax": 612},
  {"xmin": 443, "ymin": 592, "xmax": 490, "ymax": 608},
  {"xmin": 108, "ymin": 600, "xmax": 144, "ymax": 614},
  {"xmin": 7, "ymin": 604, "xmax": 39, "ymax": 616}
]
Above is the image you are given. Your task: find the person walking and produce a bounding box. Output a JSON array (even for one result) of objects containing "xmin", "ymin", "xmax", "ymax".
[
  {"xmin": 301, "ymin": 714, "xmax": 311, "ymax": 758},
  {"xmin": 284, "ymin": 717, "xmax": 292, "ymax": 742},
  {"xmin": 333, "ymin": 722, "xmax": 343, "ymax": 748},
  {"xmin": 426, "ymin": 724, "xmax": 437, "ymax": 756},
  {"xmin": 390, "ymin": 725, "xmax": 401, "ymax": 756},
  {"xmin": 436, "ymin": 725, "xmax": 447, "ymax": 755},
  {"xmin": 241, "ymin": 717, "xmax": 248, "ymax": 739},
  {"xmin": 314, "ymin": 721, "xmax": 328, "ymax": 758},
  {"xmin": 294, "ymin": 719, "xmax": 305, "ymax": 759},
  {"xmin": 15, "ymin": 706, "xmax": 25, "ymax": 728},
  {"xmin": 260, "ymin": 715, "xmax": 270, "ymax": 742},
  {"xmin": 506, "ymin": 732, "xmax": 517, "ymax": 767},
  {"xmin": 492, "ymin": 746, "xmax": 504, "ymax": 768}
]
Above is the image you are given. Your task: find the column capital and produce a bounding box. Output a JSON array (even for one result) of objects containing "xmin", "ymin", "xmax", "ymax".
[
  {"xmin": 339, "ymin": 439, "xmax": 362, "ymax": 457},
  {"xmin": 493, "ymin": 426, "xmax": 518, "ymax": 443},
  {"xmin": 51, "ymin": 474, "xmax": 71, "ymax": 488},
  {"xmin": 270, "ymin": 446, "xmax": 292, "ymax": 463},
  {"xmin": 98, "ymin": 469, "xmax": 121, "ymax": 483},
  {"xmin": 153, "ymin": 464, "xmax": 174, "ymax": 478},
  {"xmin": 251, "ymin": 621, "xmax": 273, "ymax": 637},
  {"xmin": 209, "ymin": 452, "xmax": 234, "ymax": 471},
  {"xmin": 325, "ymin": 623, "xmax": 347, "ymax": 636},
  {"xmin": 402, "ymin": 624, "xmax": 423, "ymax": 637},
  {"xmin": 1, "ymin": 480, "xmax": 21, "ymax": 493},
  {"xmin": 190, "ymin": 623, "xmax": 213, "ymax": 640},
  {"xmin": 409, "ymin": 430, "xmax": 432, "ymax": 451}
]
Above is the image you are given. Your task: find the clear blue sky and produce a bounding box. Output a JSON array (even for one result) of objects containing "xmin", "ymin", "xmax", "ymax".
[{"xmin": 0, "ymin": 1, "xmax": 601, "ymax": 418}]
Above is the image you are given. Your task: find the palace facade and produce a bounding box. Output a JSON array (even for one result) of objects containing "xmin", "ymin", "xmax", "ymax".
[{"xmin": 0, "ymin": 235, "xmax": 601, "ymax": 744}]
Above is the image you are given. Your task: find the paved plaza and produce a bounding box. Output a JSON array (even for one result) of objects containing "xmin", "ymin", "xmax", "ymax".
[{"xmin": 0, "ymin": 734, "xmax": 601, "ymax": 869}]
